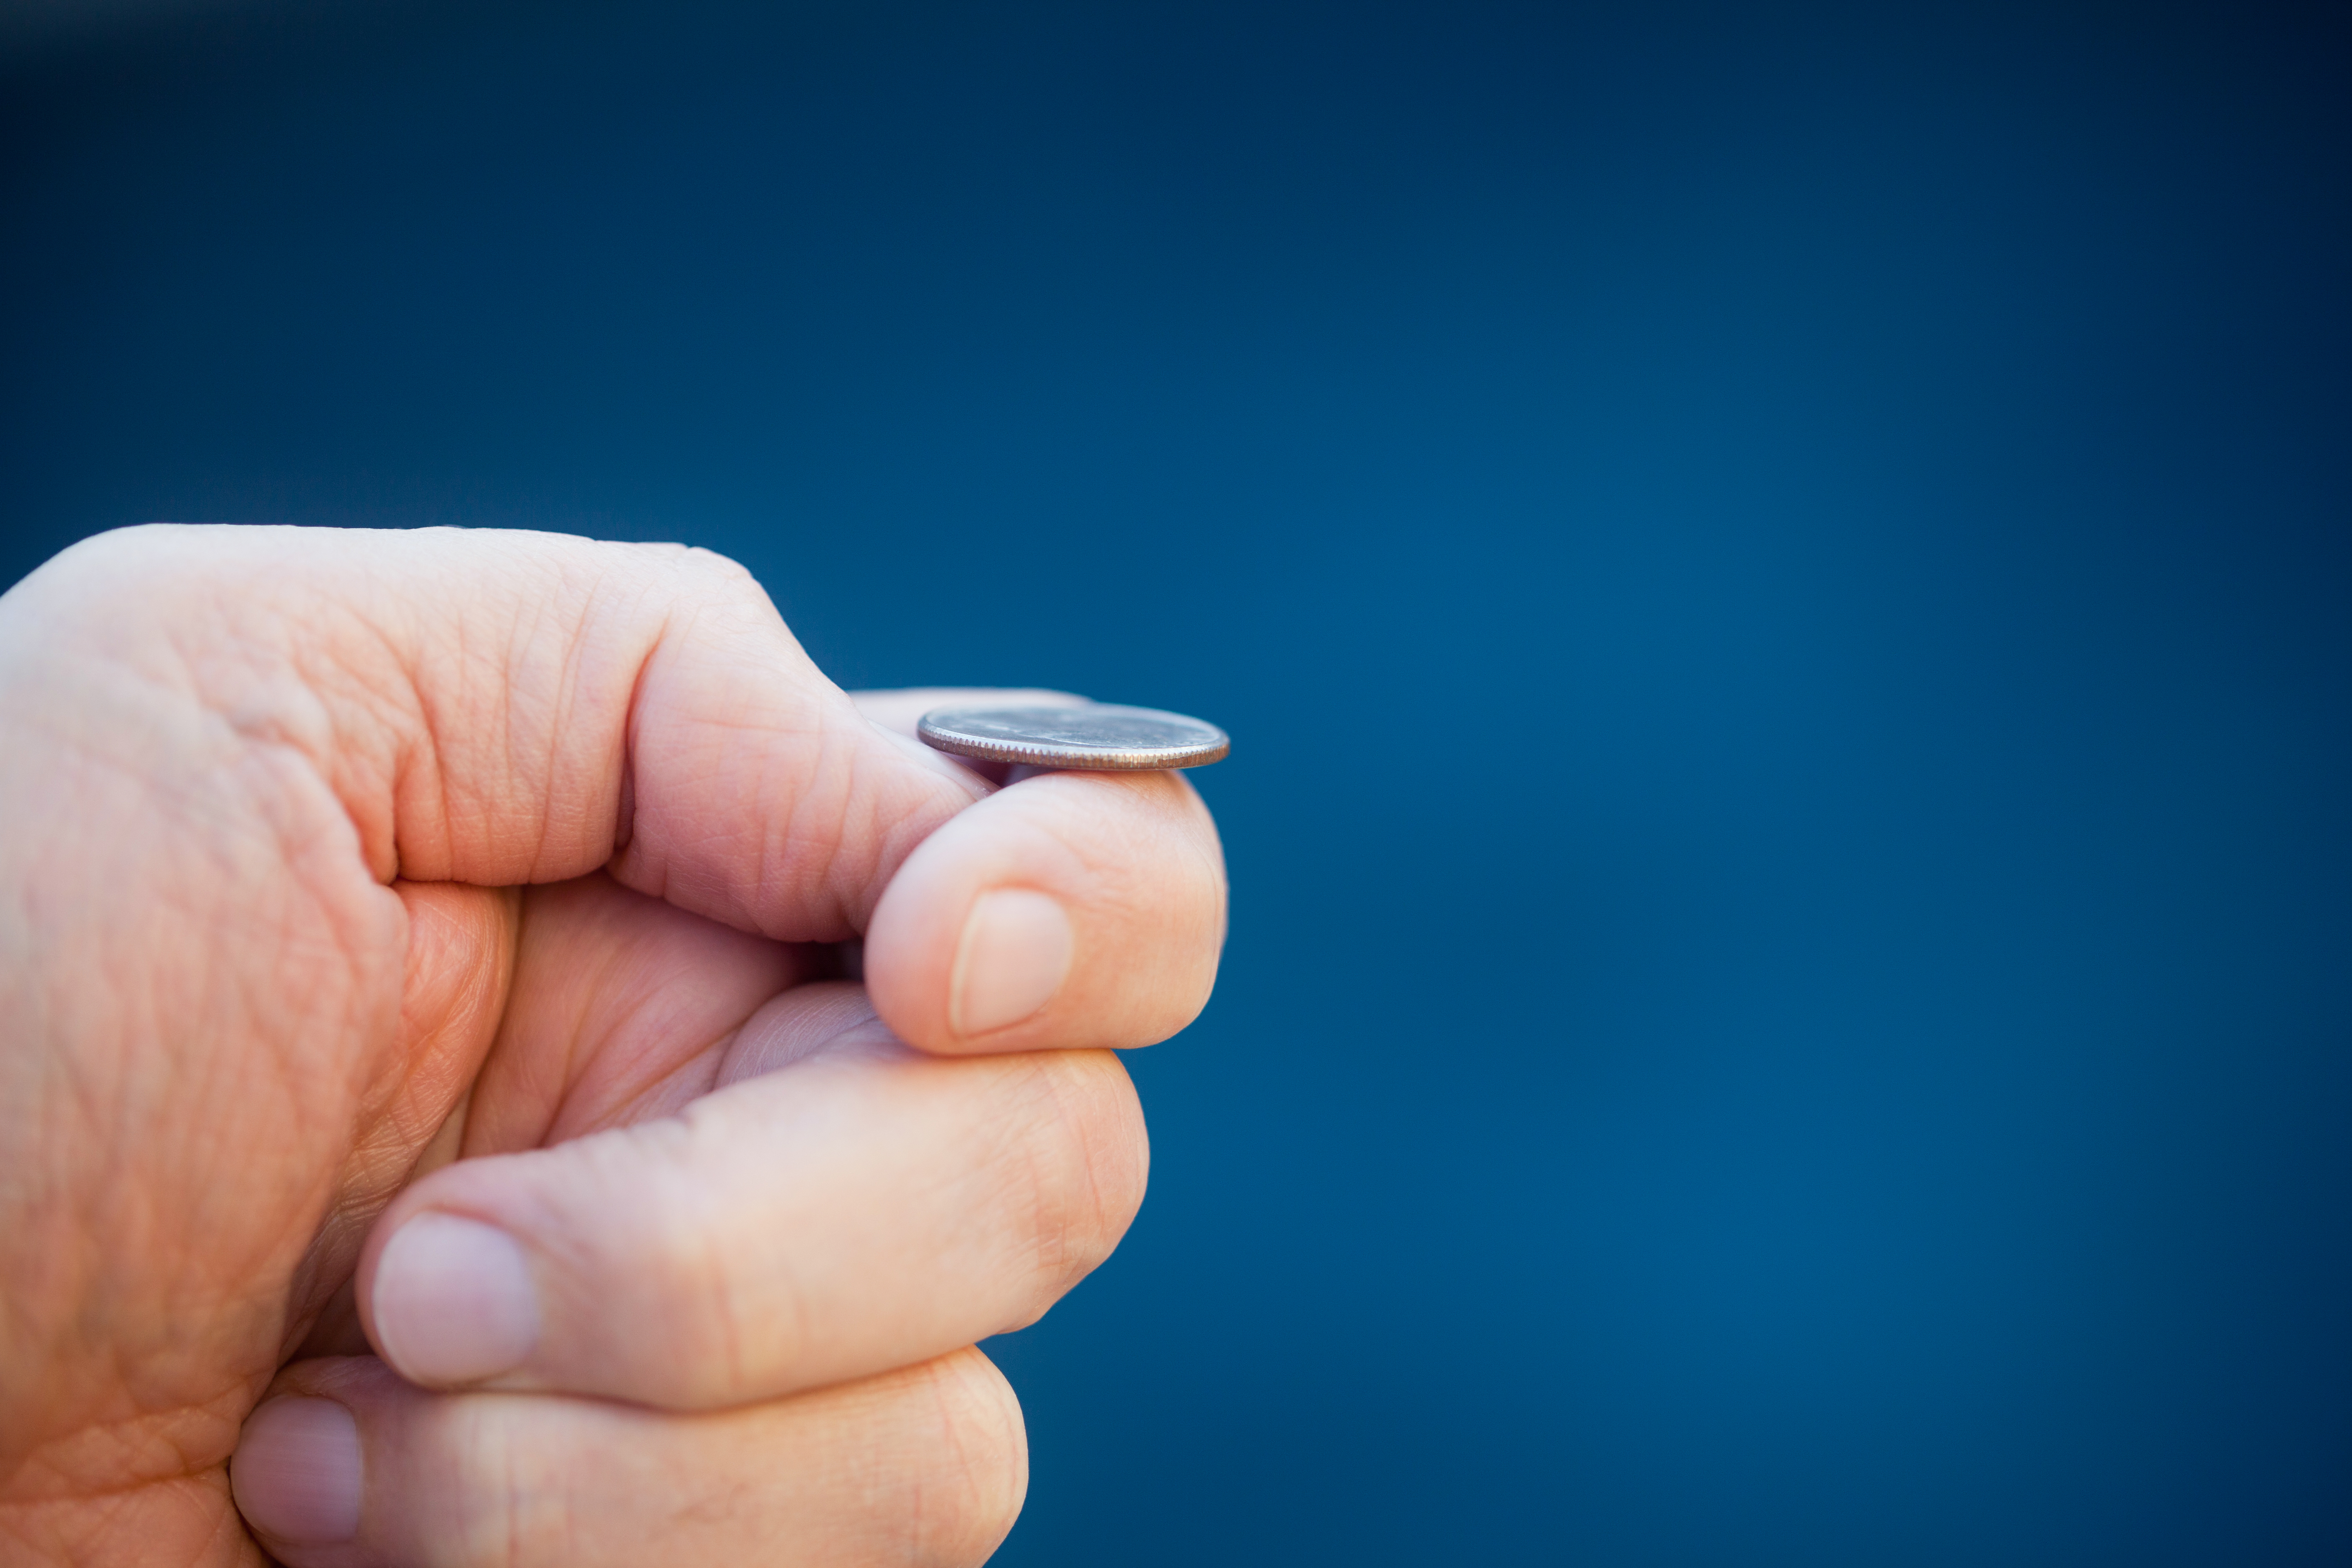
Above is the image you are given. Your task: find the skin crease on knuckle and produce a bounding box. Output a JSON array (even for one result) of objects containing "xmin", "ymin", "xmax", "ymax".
[
  {"xmin": 573, "ymin": 1115, "xmax": 778, "ymax": 1410},
  {"xmin": 903, "ymin": 1349, "xmax": 1032, "ymax": 1567},
  {"xmin": 985, "ymin": 1050, "xmax": 1151, "ymax": 1330},
  {"xmin": 721, "ymin": 1042, "xmax": 1152, "ymax": 1366}
]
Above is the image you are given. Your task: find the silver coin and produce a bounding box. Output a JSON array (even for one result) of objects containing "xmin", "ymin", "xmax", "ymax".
[{"xmin": 916, "ymin": 703, "xmax": 1230, "ymax": 770}]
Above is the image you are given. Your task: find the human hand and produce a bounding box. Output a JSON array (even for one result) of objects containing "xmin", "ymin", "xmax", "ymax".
[{"xmin": 0, "ymin": 527, "xmax": 1225, "ymax": 1565}]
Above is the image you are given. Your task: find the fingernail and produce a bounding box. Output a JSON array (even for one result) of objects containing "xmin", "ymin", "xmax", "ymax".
[
  {"xmin": 371, "ymin": 1212, "xmax": 541, "ymax": 1385},
  {"xmin": 951, "ymin": 888, "xmax": 1074, "ymax": 1036},
  {"xmin": 232, "ymin": 1398, "xmax": 363, "ymax": 1544}
]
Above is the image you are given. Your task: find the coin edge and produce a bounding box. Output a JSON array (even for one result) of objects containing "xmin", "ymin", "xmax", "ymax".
[{"xmin": 916, "ymin": 709, "xmax": 1231, "ymax": 771}]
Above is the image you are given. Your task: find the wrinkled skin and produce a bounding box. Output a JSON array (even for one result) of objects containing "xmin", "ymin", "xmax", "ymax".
[{"xmin": 0, "ymin": 527, "xmax": 1225, "ymax": 1566}]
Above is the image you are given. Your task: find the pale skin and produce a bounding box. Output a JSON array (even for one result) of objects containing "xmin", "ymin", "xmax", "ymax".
[{"xmin": 0, "ymin": 526, "xmax": 1227, "ymax": 1566}]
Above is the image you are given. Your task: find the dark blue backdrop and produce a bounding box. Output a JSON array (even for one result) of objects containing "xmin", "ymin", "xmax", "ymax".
[{"xmin": 4, "ymin": 2, "xmax": 2347, "ymax": 1562}]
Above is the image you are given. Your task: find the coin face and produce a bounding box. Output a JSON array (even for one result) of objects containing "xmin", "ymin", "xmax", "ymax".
[{"xmin": 916, "ymin": 704, "xmax": 1230, "ymax": 770}]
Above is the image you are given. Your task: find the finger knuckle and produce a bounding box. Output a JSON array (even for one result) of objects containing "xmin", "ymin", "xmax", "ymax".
[
  {"xmin": 614, "ymin": 1121, "xmax": 799, "ymax": 1406},
  {"xmin": 438, "ymin": 1397, "xmax": 549, "ymax": 1568},
  {"xmin": 663, "ymin": 544, "xmax": 770, "ymax": 611},
  {"xmin": 897, "ymin": 1350, "xmax": 1028, "ymax": 1566},
  {"xmin": 996, "ymin": 1052, "xmax": 1149, "ymax": 1302}
]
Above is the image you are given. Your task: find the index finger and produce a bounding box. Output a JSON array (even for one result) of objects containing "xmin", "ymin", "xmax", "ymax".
[
  {"xmin": 5, "ymin": 525, "xmax": 989, "ymax": 941},
  {"xmin": 852, "ymin": 688, "xmax": 1228, "ymax": 1054}
]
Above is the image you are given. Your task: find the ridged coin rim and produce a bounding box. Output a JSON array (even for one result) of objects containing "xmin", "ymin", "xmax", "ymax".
[{"xmin": 916, "ymin": 704, "xmax": 1231, "ymax": 770}]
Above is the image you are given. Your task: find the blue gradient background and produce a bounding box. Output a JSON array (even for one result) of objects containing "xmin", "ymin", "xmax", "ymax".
[{"xmin": 4, "ymin": 2, "xmax": 2348, "ymax": 1562}]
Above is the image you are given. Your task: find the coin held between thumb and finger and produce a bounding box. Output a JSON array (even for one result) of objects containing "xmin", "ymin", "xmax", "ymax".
[{"xmin": 916, "ymin": 703, "xmax": 1229, "ymax": 771}]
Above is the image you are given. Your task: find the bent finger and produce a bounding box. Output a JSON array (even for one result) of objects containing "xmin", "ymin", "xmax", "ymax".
[
  {"xmin": 10, "ymin": 525, "xmax": 990, "ymax": 940},
  {"xmin": 232, "ymin": 1349, "xmax": 1024, "ymax": 1567},
  {"xmin": 353, "ymin": 984, "xmax": 1146, "ymax": 1408},
  {"xmin": 864, "ymin": 764, "xmax": 1227, "ymax": 1053}
]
